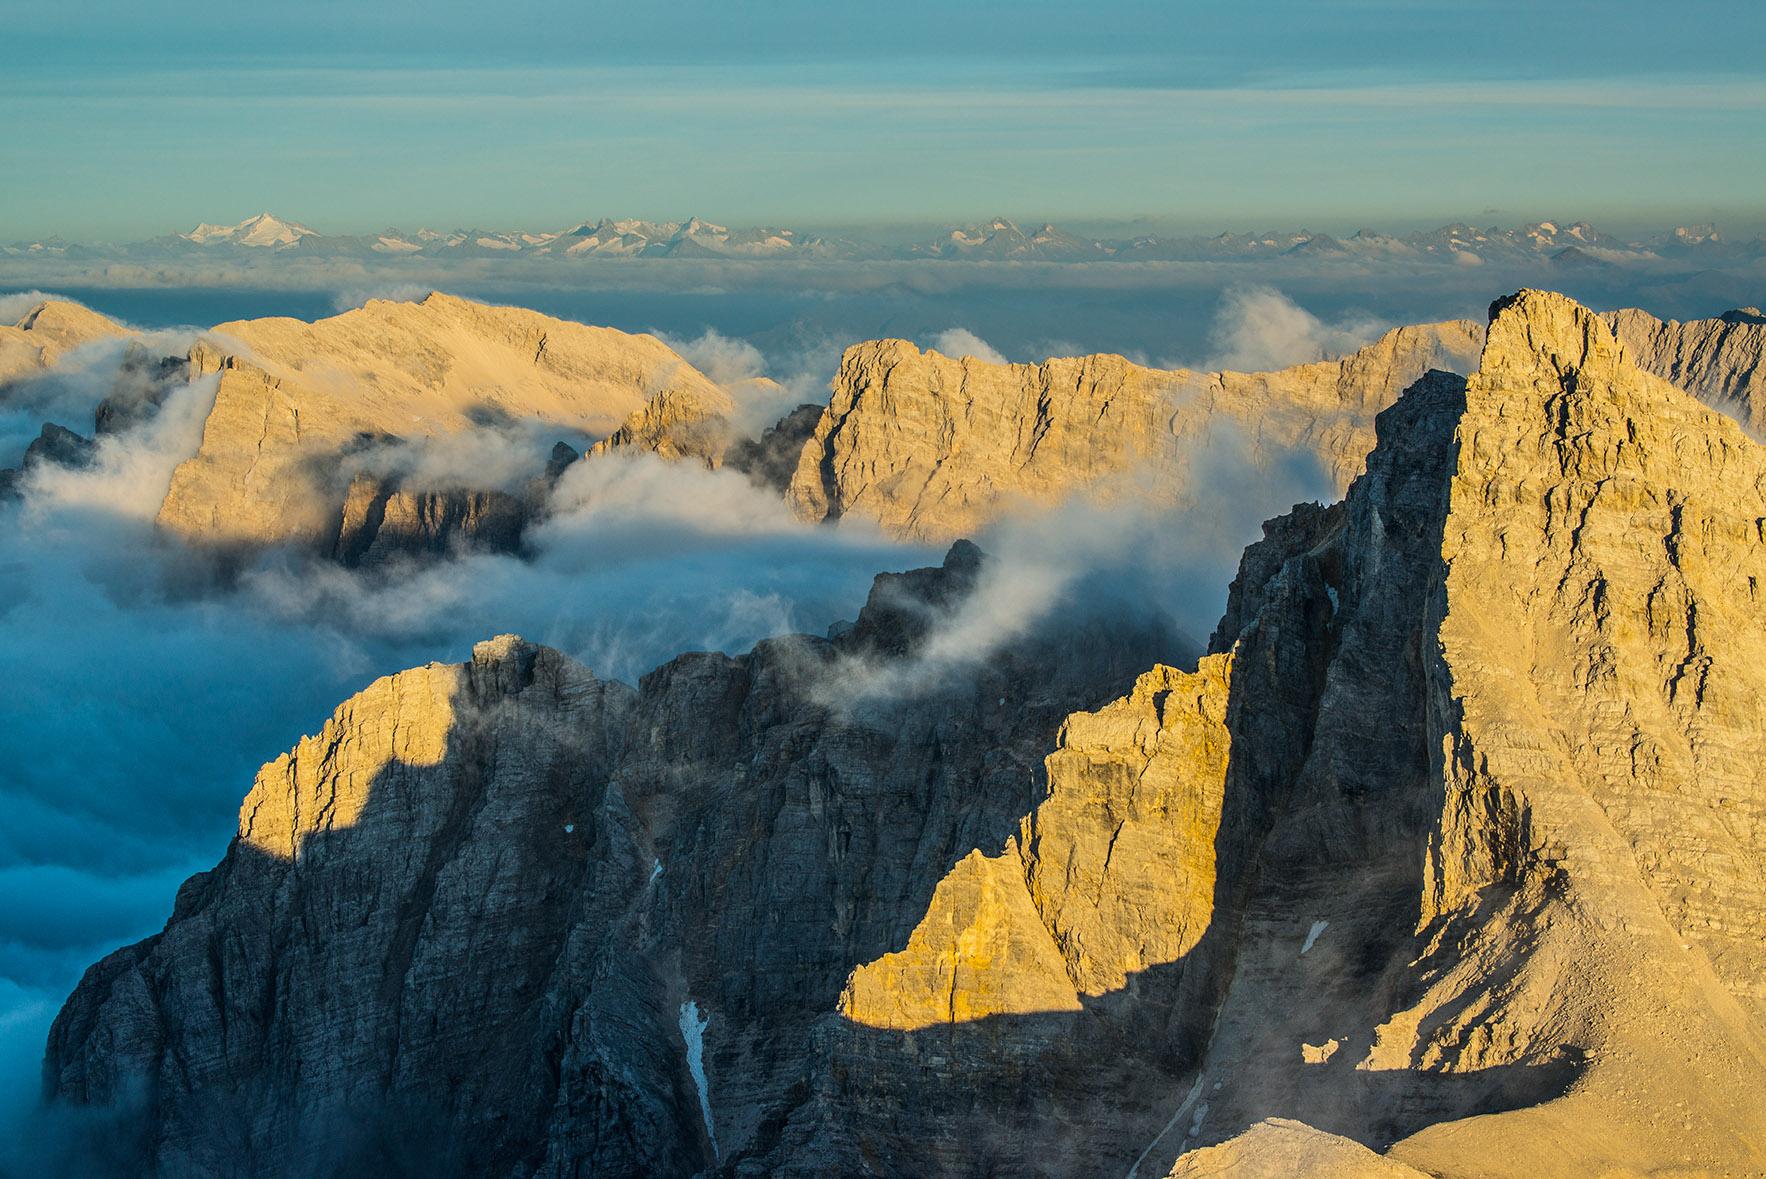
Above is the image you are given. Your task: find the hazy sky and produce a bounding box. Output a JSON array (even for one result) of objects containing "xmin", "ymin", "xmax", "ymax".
[{"xmin": 1, "ymin": 0, "xmax": 1764, "ymax": 238}]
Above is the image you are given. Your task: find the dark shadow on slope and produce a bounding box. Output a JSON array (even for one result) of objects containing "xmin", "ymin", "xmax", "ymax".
[
  {"xmin": 35, "ymin": 549, "xmax": 1189, "ymax": 1178},
  {"xmin": 37, "ymin": 644, "xmax": 704, "ymax": 1179},
  {"xmin": 791, "ymin": 369, "xmax": 1583, "ymax": 1176}
]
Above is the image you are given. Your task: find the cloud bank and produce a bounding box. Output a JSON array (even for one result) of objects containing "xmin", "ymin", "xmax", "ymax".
[
  {"xmin": 1191, "ymin": 286, "xmax": 1388, "ymax": 372},
  {"xmin": 822, "ymin": 422, "xmax": 1332, "ymax": 705}
]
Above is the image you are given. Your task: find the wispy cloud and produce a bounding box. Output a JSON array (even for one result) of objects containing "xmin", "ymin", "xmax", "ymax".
[
  {"xmin": 1182, "ymin": 286, "xmax": 1388, "ymax": 373},
  {"xmin": 928, "ymin": 328, "xmax": 1009, "ymax": 365}
]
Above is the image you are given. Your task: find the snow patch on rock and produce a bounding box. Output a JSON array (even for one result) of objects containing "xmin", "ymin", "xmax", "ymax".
[{"xmin": 679, "ymin": 999, "xmax": 717, "ymax": 1159}]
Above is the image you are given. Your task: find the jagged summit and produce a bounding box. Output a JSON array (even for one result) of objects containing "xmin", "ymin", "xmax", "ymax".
[
  {"xmin": 1485, "ymin": 287, "xmax": 1624, "ymax": 373},
  {"xmin": 43, "ymin": 290, "xmax": 1766, "ymax": 1175}
]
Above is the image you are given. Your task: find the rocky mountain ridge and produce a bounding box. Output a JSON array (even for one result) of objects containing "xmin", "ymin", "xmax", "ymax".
[
  {"xmin": 155, "ymin": 292, "xmax": 738, "ymax": 551},
  {"xmin": 40, "ymin": 291, "xmax": 1766, "ymax": 1176},
  {"xmin": 780, "ymin": 303, "xmax": 1766, "ymax": 543},
  {"xmin": 1603, "ymin": 304, "xmax": 1766, "ymax": 431},
  {"xmin": 0, "ymin": 293, "xmax": 761, "ymax": 557},
  {"xmin": 10, "ymin": 216, "xmax": 1760, "ymax": 268},
  {"xmin": 9, "ymin": 294, "xmax": 1766, "ymax": 575},
  {"xmin": 0, "ymin": 298, "xmax": 131, "ymax": 386},
  {"xmin": 784, "ymin": 319, "xmax": 1486, "ymax": 541}
]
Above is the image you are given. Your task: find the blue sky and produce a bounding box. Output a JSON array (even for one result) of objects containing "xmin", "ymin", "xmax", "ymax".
[{"xmin": 1, "ymin": 0, "xmax": 1763, "ymax": 238}]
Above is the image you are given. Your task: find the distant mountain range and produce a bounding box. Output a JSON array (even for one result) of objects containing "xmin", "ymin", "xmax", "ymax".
[{"xmin": 5, "ymin": 212, "xmax": 1762, "ymax": 267}]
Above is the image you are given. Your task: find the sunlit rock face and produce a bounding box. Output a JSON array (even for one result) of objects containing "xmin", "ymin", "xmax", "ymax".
[
  {"xmin": 1165, "ymin": 1118, "xmax": 1431, "ymax": 1178},
  {"xmin": 1603, "ymin": 305, "xmax": 1766, "ymax": 431},
  {"xmin": 45, "ymin": 291, "xmax": 1766, "ymax": 1177},
  {"xmin": 784, "ymin": 321, "xmax": 1486, "ymax": 542},
  {"xmin": 0, "ymin": 299, "xmax": 131, "ymax": 386},
  {"xmin": 152, "ymin": 293, "xmax": 734, "ymax": 552},
  {"xmin": 1146, "ymin": 291, "xmax": 1766, "ymax": 1177},
  {"xmin": 779, "ymin": 307, "xmax": 1766, "ymax": 547},
  {"xmin": 840, "ymin": 659, "xmax": 1232, "ymax": 1031}
]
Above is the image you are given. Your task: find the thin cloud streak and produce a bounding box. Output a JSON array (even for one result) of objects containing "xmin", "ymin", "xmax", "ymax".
[{"xmin": 8, "ymin": 65, "xmax": 1766, "ymax": 112}]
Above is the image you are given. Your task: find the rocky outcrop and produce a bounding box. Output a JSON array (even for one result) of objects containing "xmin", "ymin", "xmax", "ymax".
[
  {"xmin": 45, "ymin": 544, "xmax": 1189, "ymax": 1176},
  {"xmin": 586, "ymin": 386, "xmax": 740, "ymax": 467},
  {"xmin": 23, "ymin": 421, "xmax": 97, "ymax": 469},
  {"xmin": 725, "ymin": 403, "xmax": 823, "ymax": 494},
  {"xmin": 328, "ymin": 440, "xmax": 583, "ymax": 567},
  {"xmin": 0, "ymin": 299, "xmax": 131, "ymax": 387},
  {"xmin": 1164, "ymin": 1119, "xmax": 1429, "ymax": 1178},
  {"xmin": 1131, "ymin": 291, "xmax": 1766, "ymax": 1176},
  {"xmin": 838, "ymin": 657, "xmax": 1232, "ymax": 1027},
  {"xmin": 330, "ymin": 475, "xmax": 528, "ymax": 567},
  {"xmin": 92, "ymin": 342, "xmax": 193, "ymax": 435},
  {"xmin": 154, "ymin": 293, "xmax": 734, "ymax": 550},
  {"xmin": 1604, "ymin": 305, "xmax": 1766, "ymax": 431},
  {"xmin": 784, "ymin": 321, "xmax": 1486, "ymax": 541},
  {"xmin": 827, "ymin": 657, "xmax": 1236, "ymax": 1171},
  {"xmin": 43, "ymin": 290, "xmax": 1766, "ymax": 1177},
  {"xmin": 0, "ymin": 421, "xmax": 98, "ymax": 497}
]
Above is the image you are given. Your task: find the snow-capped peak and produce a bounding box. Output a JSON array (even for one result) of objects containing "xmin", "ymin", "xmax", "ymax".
[
  {"xmin": 182, "ymin": 213, "xmax": 318, "ymax": 247},
  {"xmin": 676, "ymin": 217, "xmax": 729, "ymax": 240}
]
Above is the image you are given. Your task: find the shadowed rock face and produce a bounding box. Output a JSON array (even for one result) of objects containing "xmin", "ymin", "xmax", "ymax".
[
  {"xmin": 724, "ymin": 403, "xmax": 823, "ymax": 495},
  {"xmin": 326, "ymin": 442, "xmax": 581, "ymax": 569},
  {"xmin": 43, "ymin": 291, "xmax": 1766, "ymax": 1178},
  {"xmin": 0, "ymin": 421, "xmax": 98, "ymax": 498},
  {"xmin": 45, "ymin": 545, "xmax": 1188, "ymax": 1177},
  {"xmin": 26, "ymin": 422, "xmax": 96, "ymax": 468},
  {"xmin": 331, "ymin": 478, "xmax": 527, "ymax": 567},
  {"xmin": 329, "ymin": 474, "xmax": 538, "ymax": 569}
]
